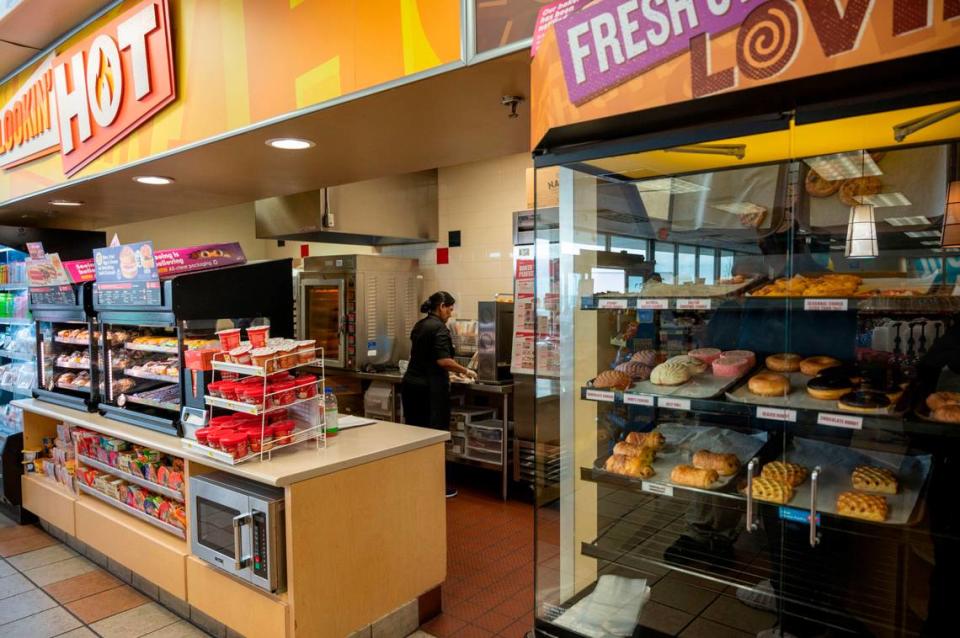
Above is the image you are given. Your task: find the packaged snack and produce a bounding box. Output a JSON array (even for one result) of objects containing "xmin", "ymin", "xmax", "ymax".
[
  {"xmin": 294, "ymin": 375, "xmax": 318, "ymax": 400},
  {"xmin": 216, "ymin": 328, "xmax": 242, "ymax": 351},
  {"xmin": 297, "ymin": 340, "xmax": 316, "ymax": 364},
  {"xmin": 271, "ymin": 421, "xmax": 295, "ymax": 446},
  {"xmin": 220, "ymin": 432, "xmax": 249, "ymax": 459},
  {"xmin": 246, "ymin": 325, "xmax": 270, "ymax": 348}
]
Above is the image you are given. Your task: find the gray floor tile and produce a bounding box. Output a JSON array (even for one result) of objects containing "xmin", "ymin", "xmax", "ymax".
[
  {"xmin": 143, "ymin": 620, "xmax": 213, "ymax": 637},
  {"xmin": 679, "ymin": 617, "xmax": 753, "ymax": 638},
  {"xmin": 650, "ymin": 573, "xmax": 720, "ymax": 615},
  {"xmin": 91, "ymin": 602, "xmax": 180, "ymax": 638},
  {"xmin": 702, "ymin": 595, "xmax": 777, "ymax": 634},
  {"xmin": 0, "ymin": 588, "xmax": 58, "ymax": 624},
  {"xmin": 0, "ymin": 558, "xmax": 14, "ymax": 578},
  {"xmin": 54, "ymin": 628, "xmax": 98, "ymax": 637},
  {"xmin": 639, "ymin": 600, "xmax": 694, "ymax": 635},
  {"xmin": 0, "ymin": 573, "xmax": 35, "ymax": 600},
  {"xmin": 23, "ymin": 556, "xmax": 98, "ymax": 587},
  {"xmin": 7, "ymin": 545, "xmax": 77, "ymax": 571},
  {"xmin": 0, "ymin": 606, "xmax": 82, "ymax": 638}
]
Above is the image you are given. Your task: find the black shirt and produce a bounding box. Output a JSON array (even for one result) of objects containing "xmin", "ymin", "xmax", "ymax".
[{"xmin": 403, "ymin": 314, "xmax": 455, "ymax": 387}]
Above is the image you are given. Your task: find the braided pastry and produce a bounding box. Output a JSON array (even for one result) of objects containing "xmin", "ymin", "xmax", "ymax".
[
  {"xmin": 836, "ymin": 491, "xmax": 888, "ymax": 522},
  {"xmin": 851, "ymin": 466, "xmax": 898, "ymax": 494},
  {"xmin": 751, "ymin": 477, "xmax": 794, "ymax": 504},
  {"xmin": 761, "ymin": 461, "xmax": 808, "ymax": 487}
]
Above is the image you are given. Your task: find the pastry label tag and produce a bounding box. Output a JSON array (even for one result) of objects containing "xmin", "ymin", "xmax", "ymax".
[
  {"xmin": 585, "ymin": 389, "xmax": 616, "ymax": 402},
  {"xmin": 623, "ymin": 393, "xmax": 654, "ymax": 406},
  {"xmin": 598, "ymin": 298, "xmax": 628, "ymax": 309},
  {"xmin": 804, "ymin": 299, "xmax": 849, "ymax": 311},
  {"xmin": 658, "ymin": 397, "xmax": 690, "ymax": 410},
  {"xmin": 779, "ymin": 506, "xmax": 820, "ymax": 526},
  {"xmin": 642, "ymin": 481, "xmax": 673, "ymax": 497},
  {"xmin": 639, "ymin": 299, "xmax": 668, "ymax": 310},
  {"xmin": 817, "ymin": 412, "xmax": 863, "ymax": 430},
  {"xmin": 676, "ymin": 298, "xmax": 711, "ymax": 310},
  {"xmin": 757, "ymin": 406, "xmax": 797, "ymax": 422}
]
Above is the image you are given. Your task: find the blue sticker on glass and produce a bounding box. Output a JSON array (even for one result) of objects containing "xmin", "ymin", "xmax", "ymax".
[{"xmin": 779, "ymin": 506, "xmax": 820, "ymax": 526}]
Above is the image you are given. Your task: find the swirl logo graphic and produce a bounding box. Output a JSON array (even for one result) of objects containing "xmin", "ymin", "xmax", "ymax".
[{"xmin": 737, "ymin": 0, "xmax": 800, "ymax": 80}]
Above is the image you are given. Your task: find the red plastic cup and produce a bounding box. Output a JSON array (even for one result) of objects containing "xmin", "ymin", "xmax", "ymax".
[
  {"xmin": 216, "ymin": 328, "xmax": 241, "ymax": 351},
  {"xmin": 246, "ymin": 325, "xmax": 270, "ymax": 348}
]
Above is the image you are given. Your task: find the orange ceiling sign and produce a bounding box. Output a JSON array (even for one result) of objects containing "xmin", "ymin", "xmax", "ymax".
[
  {"xmin": 52, "ymin": 0, "xmax": 174, "ymax": 176},
  {"xmin": 531, "ymin": 0, "xmax": 960, "ymax": 148}
]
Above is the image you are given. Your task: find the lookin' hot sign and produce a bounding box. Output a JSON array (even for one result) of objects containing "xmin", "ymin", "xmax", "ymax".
[
  {"xmin": 531, "ymin": 0, "xmax": 960, "ymax": 146},
  {"xmin": 0, "ymin": 0, "xmax": 174, "ymax": 175}
]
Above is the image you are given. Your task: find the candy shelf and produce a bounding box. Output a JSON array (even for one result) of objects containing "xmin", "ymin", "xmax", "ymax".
[
  {"xmin": 78, "ymin": 455, "xmax": 184, "ymax": 502},
  {"xmin": 77, "ymin": 483, "xmax": 185, "ymax": 539}
]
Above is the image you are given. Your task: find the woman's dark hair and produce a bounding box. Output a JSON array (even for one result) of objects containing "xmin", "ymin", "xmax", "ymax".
[{"xmin": 420, "ymin": 291, "xmax": 455, "ymax": 314}]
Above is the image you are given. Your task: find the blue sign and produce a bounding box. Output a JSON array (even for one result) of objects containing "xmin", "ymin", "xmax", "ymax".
[{"xmin": 779, "ymin": 506, "xmax": 820, "ymax": 526}]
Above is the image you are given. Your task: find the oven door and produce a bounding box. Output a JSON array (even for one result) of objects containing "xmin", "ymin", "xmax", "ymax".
[
  {"xmin": 190, "ymin": 482, "xmax": 254, "ymax": 584},
  {"xmin": 299, "ymin": 277, "xmax": 346, "ymax": 368}
]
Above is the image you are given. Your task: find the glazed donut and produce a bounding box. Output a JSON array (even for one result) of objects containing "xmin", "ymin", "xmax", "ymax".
[
  {"xmin": 926, "ymin": 391, "xmax": 960, "ymax": 412},
  {"xmin": 933, "ymin": 405, "xmax": 960, "ymax": 424},
  {"xmin": 799, "ymin": 356, "xmax": 841, "ymax": 376},
  {"xmin": 765, "ymin": 353, "xmax": 802, "ymax": 373},
  {"xmin": 806, "ymin": 375, "xmax": 853, "ymax": 401},
  {"xmin": 748, "ymin": 372, "xmax": 790, "ymax": 397}
]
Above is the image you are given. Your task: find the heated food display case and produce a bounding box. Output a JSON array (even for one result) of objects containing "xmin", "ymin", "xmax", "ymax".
[
  {"xmin": 533, "ymin": 104, "xmax": 960, "ymax": 637},
  {"xmin": 96, "ymin": 260, "xmax": 294, "ymax": 436},
  {"xmin": 33, "ymin": 282, "xmax": 100, "ymax": 411}
]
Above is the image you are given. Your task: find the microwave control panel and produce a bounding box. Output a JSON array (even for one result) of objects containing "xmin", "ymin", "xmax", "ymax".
[
  {"xmin": 251, "ymin": 511, "xmax": 269, "ymax": 578},
  {"xmin": 345, "ymin": 277, "xmax": 356, "ymax": 368}
]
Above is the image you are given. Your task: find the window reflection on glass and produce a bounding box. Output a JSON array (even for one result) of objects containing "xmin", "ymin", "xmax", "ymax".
[
  {"xmin": 591, "ymin": 267, "xmax": 625, "ymax": 294},
  {"xmin": 610, "ymin": 235, "xmax": 647, "ymax": 257},
  {"xmin": 474, "ymin": 0, "xmax": 542, "ymax": 53},
  {"xmin": 698, "ymin": 249, "xmax": 716, "ymax": 284},
  {"xmin": 720, "ymin": 250, "xmax": 735, "ymax": 280},
  {"xmin": 677, "ymin": 244, "xmax": 697, "ymax": 283},
  {"xmin": 653, "ymin": 242, "xmax": 675, "ymax": 284}
]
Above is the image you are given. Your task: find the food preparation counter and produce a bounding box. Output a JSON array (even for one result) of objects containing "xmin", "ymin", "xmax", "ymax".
[{"xmin": 15, "ymin": 398, "xmax": 448, "ymax": 638}]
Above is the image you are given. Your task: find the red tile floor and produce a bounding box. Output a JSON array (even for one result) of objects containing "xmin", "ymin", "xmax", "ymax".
[{"xmin": 420, "ymin": 486, "xmax": 535, "ymax": 638}]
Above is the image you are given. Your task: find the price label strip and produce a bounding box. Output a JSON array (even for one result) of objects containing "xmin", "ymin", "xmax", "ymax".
[
  {"xmin": 639, "ymin": 299, "xmax": 668, "ymax": 310},
  {"xmin": 658, "ymin": 397, "xmax": 691, "ymax": 410},
  {"xmin": 585, "ymin": 389, "xmax": 616, "ymax": 403},
  {"xmin": 757, "ymin": 406, "xmax": 797, "ymax": 422},
  {"xmin": 804, "ymin": 298, "xmax": 849, "ymax": 311},
  {"xmin": 642, "ymin": 481, "xmax": 674, "ymax": 497},
  {"xmin": 676, "ymin": 298, "xmax": 711, "ymax": 310},
  {"xmin": 598, "ymin": 298, "xmax": 628, "ymax": 309},
  {"xmin": 817, "ymin": 412, "xmax": 863, "ymax": 430},
  {"xmin": 623, "ymin": 393, "xmax": 654, "ymax": 406}
]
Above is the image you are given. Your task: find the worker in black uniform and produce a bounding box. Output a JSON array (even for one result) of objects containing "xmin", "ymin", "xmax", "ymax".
[{"xmin": 401, "ymin": 291, "xmax": 477, "ymax": 498}]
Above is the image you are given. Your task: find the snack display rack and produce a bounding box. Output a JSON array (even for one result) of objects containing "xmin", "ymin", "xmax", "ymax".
[
  {"xmin": 184, "ymin": 346, "xmax": 326, "ymax": 465},
  {"xmin": 532, "ymin": 119, "xmax": 960, "ymax": 637}
]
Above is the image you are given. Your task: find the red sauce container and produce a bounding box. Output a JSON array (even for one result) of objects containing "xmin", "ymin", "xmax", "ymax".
[
  {"xmin": 268, "ymin": 409, "xmax": 288, "ymax": 423},
  {"xmin": 271, "ymin": 420, "xmax": 295, "ymax": 446},
  {"xmin": 194, "ymin": 428, "xmax": 214, "ymax": 446},
  {"xmin": 218, "ymin": 381, "xmax": 239, "ymax": 401},
  {"xmin": 294, "ymin": 375, "xmax": 318, "ymax": 400},
  {"xmin": 206, "ymin": 428, "xmax": 236, "ymax": 451},
  {"xmin": 215, "ymin": 328, "xmax": 241, "ymax": 351},
  {"xmin": 206, "ymin": 381, "xmax": 223, "ymax": 398},
  {"xmin": 246, "ymin": 325, "xmax": 270, "ymax": 348},
  {"xmin": 208, "ymin": 416, "xmax": 236, "ymax": 429},
  {"xmin": 272, "ymin": 381, "xmax": 297, "ymax": 406},
  {"xmin": 220, "ymin": 432, "xmax": 249, "ymax": 459},
  {"xmin": 241, "ymin": 386, "xmax": 265, "ymax": 407}
]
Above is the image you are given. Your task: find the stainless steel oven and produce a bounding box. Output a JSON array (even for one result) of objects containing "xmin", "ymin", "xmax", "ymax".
[{"xmin": 189, "ymin": 472, "xmax": 285, "ymax": 592}]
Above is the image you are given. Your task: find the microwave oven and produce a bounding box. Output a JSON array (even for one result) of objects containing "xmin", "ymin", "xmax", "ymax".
[{"xmin": 189, "ymin": 472, "xmax": 286, "ymax": 592}]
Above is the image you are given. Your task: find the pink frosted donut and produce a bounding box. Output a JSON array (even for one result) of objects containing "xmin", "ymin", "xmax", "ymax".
[
  {"xmin": 688, "ymin": 348, "xmax": 721, "ymax": 365},
  {"xmin": 713, "ymin": 355, "xmax": 750, "ymax": 378},
  {"xmin": 615, "ymin": 361, "xmax": 652, "ymax": 380},
  {"xmin": 631, "ymin": 349, "xmax": 658, "ymax": 366},
  {"xmin": 723, "ymin": 350, "xmax": 756, "ymax": 368}
]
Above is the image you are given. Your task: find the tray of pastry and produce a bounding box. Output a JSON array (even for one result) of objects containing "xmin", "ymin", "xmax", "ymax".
[
  {"xmin": 635, "ymin": 274, "xmax": 763, "ymax": 298},
  {"xmin": 594, "ymin": 423, "xmax": 768, "ymax": 492},
  {"xmin": 747, "ymin": 437, "xmax": 932, "ymax": 526},
  {"xmin": 913, "ymin": 371, "xmax": 960, "ymax": 424},
  {"xmin": 725, "ymin": 355, "xmax": 907, "ymax": 417},
  {"xmin": 747, "ymin": 272, "xmax": 936, "ymax": 298},
  {"xmin": 591, "ymin": 349, "xmax": 756, "ymax": 400}
]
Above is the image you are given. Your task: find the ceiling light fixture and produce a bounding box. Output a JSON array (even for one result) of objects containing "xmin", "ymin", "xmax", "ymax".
[
  {"xmin": 635, "ymin": 177, "xmax": 709, "ymax": 194},
  {"xmin": 805, "ymin": 151, "xmax": 882, "ymax": 181},
  {"xmin": 905, "ymin": 230, "xmax": 941, "ymax": 238},
  {"xmin": 941, "ymin": 180, "xmax": 960, "ymax": 247},
  {"xmin": 856, "ymin": 192, "xmax": 911, "ymax": 208},
  {"xmin": 885, "ymin": 215, "xmax": 930, "ymax": 227},
  {"xmin": 133, "ymin": 176, "xmax": 174, "ymax": 185},
  {"xmin": 265, "ymin": 138, "xmax": 315, "ymax": 150},
  {"xmin": 49, "ymin": 199, "xmax": 83, "ymax": 207},
  {"xmin": 845, "ymin": 204, "xmax": 878, "ymax": 259}
]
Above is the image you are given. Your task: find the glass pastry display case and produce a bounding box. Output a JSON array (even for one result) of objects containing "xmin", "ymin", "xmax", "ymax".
[
  {"xmin": 32, "ymin": 282, "xmax": 101, "ymax": 411},
  {"xmin": 533, "ymin": 103, "xmax": 960, "ymax": 638},
  {"xmin": 95, "ymin": 260, "xmax": 294, "ymax": 436}
]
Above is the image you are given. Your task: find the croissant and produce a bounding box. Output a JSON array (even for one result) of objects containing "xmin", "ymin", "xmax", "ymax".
[
  {"xmin": 612, "ymin": 442, "xmax": 655, "ymax": 465},
  {"xmin": 625, "ymin": 431, "xmax": 665, "ymax": 450},
  {"xmin": 670, "ymin": 464, "xmax": 719, "ymax": 489},
  {"xmin": 692, "ymin": 450, "xmax": 740, "ymax": 477},
  {"xmin": 604, "ymin": 454, "xmax": 654, "ymax": 478}
]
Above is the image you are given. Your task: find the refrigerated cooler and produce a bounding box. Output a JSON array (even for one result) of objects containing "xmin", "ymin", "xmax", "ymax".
[
  {"xmin": 96, "ymin": 259, "xmax": 294, "ymax": 435},
  {"xmin": 297, "ymin": 255, "xmax": 420, "ymax": 370}
]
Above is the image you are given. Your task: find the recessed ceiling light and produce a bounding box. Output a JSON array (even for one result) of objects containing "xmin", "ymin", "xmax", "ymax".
[
  {"xmin": 265, "ymin": 138, "xmax": 315, "ymax": 150},
  {"xmin": 49, "ymin": 199, "xmax": 83, "ymax": 206},
  {"xmin": 906, "ymin": 230, "xmax": 940, "ymax": 238},
  {"xmin": 635, "ymin": 177, "xmax": 708, "ymax": 194},
  {"xmin": 921, "ymin": 241, "xmax": 942, "ymax": 246},
  {"xmin": 857, "ymin": 192, "xmax": 911, "ymax": 208},
  {"xmin": 805, "ymin": 151, "xmax": 882, "ymax": 181},
  {"xmin": 133, "ymin": 176, "xmax": 174, "ymax": 185},
  {"xmin": 885, "ymin": 215, "xmax": 929, "ymax": 226},
  {"xmin": 712, "ymin": 201, "xmax": 766, "ymax": 215}
]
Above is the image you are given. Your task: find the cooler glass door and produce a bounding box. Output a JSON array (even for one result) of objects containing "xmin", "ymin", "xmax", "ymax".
[{"xmin": 301, "ymin": 279, "xmax": 345, "ymax": 368}]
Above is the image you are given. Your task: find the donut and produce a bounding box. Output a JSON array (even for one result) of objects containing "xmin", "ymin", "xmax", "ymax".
[
  {"xmin": 650, "ymin": 362, "xmax": 692, "ymax": 386},
  {"xmin": 799, "ymin": 356, "xmax": 841, "ymax": 376},
  {"xmin": 806, "ymin": 375, "xmax": 853, "ymax": 400},
  {"xmin": 805, "ymin": 169, "xmax": 842, "ymax": 197},
  {"xmin": 932, "ymin": 405, "xmax": 960, "ymax": 424},
  {"xmin": 765, "ymin": 353, "xmax": 802, "ymax": 372},
  {"xmin": 723, "ymin": 350, "xmax": 756, "ymax": 367},
  {"xmin": 926, "ymin": 391, "xmax": 960, "ymax": 412},
  {"xmin": 631, "ymin": 349, "xmax": 659, "ymax": 367},
  {"xmin": 838, "ymin": 176, "xmax": 882, "ymax": 207},
  {"xmin": 712, "ymin": 355, "xmax": 750, "ymax": 378},
  {"xmin": 839, "ymin": 390, "xmax": 891, "ymax": 413},
  {"xmin": 748, "ymin": 372, "xmax": 790, "ymax": 397},
  {"xmin": 666, "ymin": 355, "xmax": 708, "ymax": 375},
  {"xmin": 615, "ymin": 361, "xmax": 652, "ymax": 381},
  {"xmin": 818, "ymin": 364, "xmax": 863, "ymax": 384},
  {"xmin": 688, "ymin": 348, "xmax": 721, "ymax": 365}
]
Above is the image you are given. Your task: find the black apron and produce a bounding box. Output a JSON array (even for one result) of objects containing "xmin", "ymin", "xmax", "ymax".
[{"xmin": 401, "ymin": 314, "xmax": 455, "ymax": 429}]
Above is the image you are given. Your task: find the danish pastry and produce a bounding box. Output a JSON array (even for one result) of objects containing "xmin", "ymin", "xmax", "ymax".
[
  {"xmin": 836, "ymin": 491, "xmax": 888, "ymax": 522},
  {"xmin": 751, "ymin": 477, "xmax": 794, "ymax": 504},
  {"xmin": 926, "ymin": 391, "xmax": 960, "ymax": 412},
  {"xmin": 761, "ymin": 461, "xmax": 808, "ymax": 487},
  {"xmin": 625, "ymin": 431, "xmax": 665, "ymax": 450},
  {"xmin": 604, "ymin": 454, "xmax": 655, "ymax": 479},
  {"xmin": 851, "ymin": 466, "xmax": 898, "ymax": 494},
  {"xmin": 670, "ymin": 464, "xmax": 719, "ymax": 489},
  {"xmin": 692, "ymin": 450, "xmax": 740, "ymax": 476},
  {"xmin": 594, "ymin": 369, "xmax": 632, "ymax": 391},
  {"xmin": 612, "ymin": 442, "xmax": 655, "ymax": 465},
  {"xmin": 932, "ymin": 405, "xmax": 960, "ymax": 424}
]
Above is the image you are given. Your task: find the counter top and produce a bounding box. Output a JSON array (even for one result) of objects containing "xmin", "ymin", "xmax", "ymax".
[
  {"xmin": 326, "ymin": 368, "xmax": 514, "ymax": 393},
  {"xmin": 14, "ymin": 399, "xmax": 449, "ymax": 487}
]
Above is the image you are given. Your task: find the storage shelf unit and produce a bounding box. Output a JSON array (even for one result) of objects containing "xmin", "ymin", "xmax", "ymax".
[
  {"xmin": 77, "ymin": 454, "xmax": 184, "ymax": 502},
  {"xmin": 77, "ymin": 482, "xmax": 185, "ymax": 539}
]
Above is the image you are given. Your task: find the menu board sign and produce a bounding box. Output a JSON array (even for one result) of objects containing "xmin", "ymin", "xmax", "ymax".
[
  {"xmin": 26, "ymin": 253, "xmax": 71, "ymax": 287},
  {"xmin": 154, "ymin": 242, "xmax": 246, "ymax": 276},
  {"xmin": 93, "ymin": 241, "xmax": 161, "ymax": 306},
  {"xmin": 29, "ymin": 284, "xmax": 75, "ymax": 307},
  {"xmin": 510, "ymin": 251, "xmax": 536, "ymax": 375}
]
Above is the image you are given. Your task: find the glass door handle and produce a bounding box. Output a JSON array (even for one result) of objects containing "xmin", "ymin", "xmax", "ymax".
[
  {"xmin": 746, "ymin": 457, "xmax": 759, "ymax": 532},
  {"xmin": 232, "ymin": 513, "xmax": 252, "ymax": 570},
  {"xmin": 809, "ymin": 466, "xmax": 821, "ymax": 548}
]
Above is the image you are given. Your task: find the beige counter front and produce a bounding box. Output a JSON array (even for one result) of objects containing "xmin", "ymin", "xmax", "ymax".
[{"xmin": 15, "ymin": 399, "xmax": 449, "ymax": 638}]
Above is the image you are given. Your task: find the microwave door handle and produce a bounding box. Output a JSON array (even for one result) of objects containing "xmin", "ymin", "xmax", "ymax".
[{"xmin": 232, "ymin": 513, "xmax": 252, "ymax": 570}]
